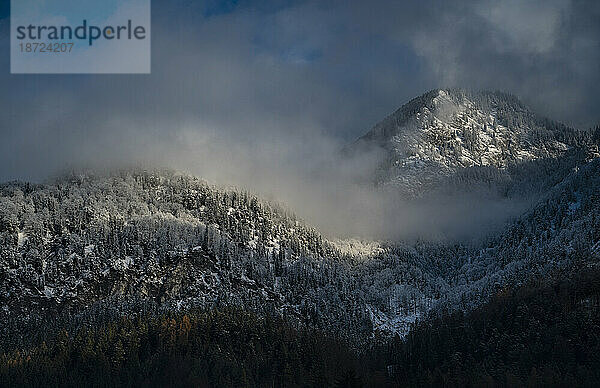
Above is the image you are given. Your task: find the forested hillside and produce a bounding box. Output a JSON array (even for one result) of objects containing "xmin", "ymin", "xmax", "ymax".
[
  {"xmin": 2, "ymin": 152, "xmax": 600, "ymax": 346},
  {"xmin": 1, "ymin": 92, "xmax": 600, "ymax": 387}
]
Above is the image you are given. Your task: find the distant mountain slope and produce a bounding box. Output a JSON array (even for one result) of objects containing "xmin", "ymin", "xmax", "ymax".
[{"xmin": 348, "ymin": 89, "xmax": 587, "ymax": 194}]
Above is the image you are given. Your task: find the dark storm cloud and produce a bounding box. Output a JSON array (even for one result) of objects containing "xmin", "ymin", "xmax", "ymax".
[{"xmin": 0, "ymin": 0, "xmax": 598, "ymax": 239}]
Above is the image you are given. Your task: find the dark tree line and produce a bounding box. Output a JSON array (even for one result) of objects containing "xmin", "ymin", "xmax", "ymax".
[
  {"xmin": 383, "ymin": 268, "xmax": 600, "ymax": 387},
  {"xmin": 0, "ymin": 307, "xmax": 373, "ymax": 387}
]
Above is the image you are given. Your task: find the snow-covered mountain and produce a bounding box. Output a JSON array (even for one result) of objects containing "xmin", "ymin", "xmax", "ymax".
[
  {"xmin": 348, "ymin": 89, "xmax": 583, "ymax": 194},
  {"xmin": 1, "ymin": 90, "xmax": 600, "ymax": 348}
]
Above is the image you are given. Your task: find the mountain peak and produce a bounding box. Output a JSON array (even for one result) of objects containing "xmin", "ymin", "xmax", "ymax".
[
  {"xmin": 348, "ymin": 88, "xmax": 576, "ymax": 192},
  {"xmin": 358, "ymin": 88, "xmax": 527, "ymax": 144}
]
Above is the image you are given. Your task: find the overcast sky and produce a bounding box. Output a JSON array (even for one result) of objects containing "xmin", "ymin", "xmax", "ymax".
[
  {"xmin": 1, "ymin": 0, "xmax": 599, "ymax": 182},
  {"xmin": 0, "ymin": 0, "xmax": 599, "ymax": 238}
]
